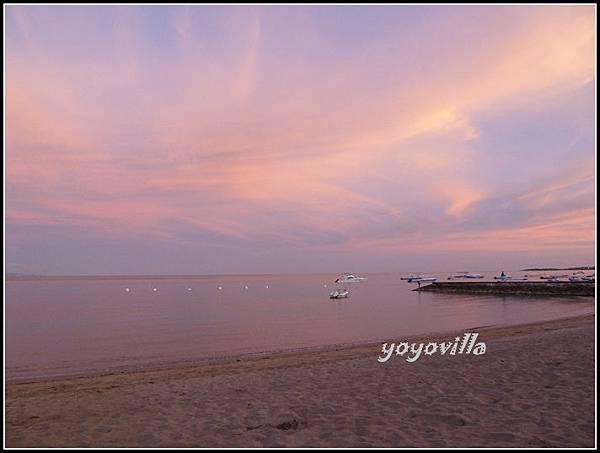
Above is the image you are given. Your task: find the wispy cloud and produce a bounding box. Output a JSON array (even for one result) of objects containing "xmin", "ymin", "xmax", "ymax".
[{"xmin": 5, "ymin": 5, "xmax": 595, "ymax": 273}]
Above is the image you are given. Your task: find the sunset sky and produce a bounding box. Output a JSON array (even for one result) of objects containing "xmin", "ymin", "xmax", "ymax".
[{"xmin": 5, "ymin": 5, "xmax": 596, "ymax": 275}]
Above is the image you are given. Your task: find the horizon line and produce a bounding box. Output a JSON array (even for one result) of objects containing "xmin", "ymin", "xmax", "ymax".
[{"xmin": 5, "ymin": 266, "xmax": 595, "ymax": 281}]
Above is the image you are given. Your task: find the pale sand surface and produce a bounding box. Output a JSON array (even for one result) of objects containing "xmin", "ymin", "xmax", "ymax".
[{"xmin": 6, "ymin": 314, "xmax": 595, "ymax": 447}]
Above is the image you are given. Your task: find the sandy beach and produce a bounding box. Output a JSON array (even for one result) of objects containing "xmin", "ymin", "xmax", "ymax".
[{"xmin": 5, "ymin": 314, "xmax": 595, "ymax": 448}]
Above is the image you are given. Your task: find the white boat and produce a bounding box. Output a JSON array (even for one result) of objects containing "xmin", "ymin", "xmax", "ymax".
[
  {"xmin": 410, "ymin": 277, "xmax": 437, "ymax": 288},
  {"xmin": 448, "ymin": 272, "xmax": 483, "ymax": 279},
  {"xmin": 406, "ymin": 275, "xmax": 436, "ymax": 283},
  {"xmin": 494, "ymin": 272, "xmax": 526, "ymax": 282},
  {"xmin": 329, "ymin": 289, "xmax": 349, "ymax": 299},
  {"xmin": 494, "ymin": 273, "xmax": 528, "ymax": 282},
  {"xmin": 540, "ymin": 274, "xmax": 569, "ymax": 279},
  {"xmin": 335, "ymin": 273, "xmax": 367, "ymax": 283},
  {"xmin": 569, "ymin": 276, "xmax": 595, "ymax": 283}
]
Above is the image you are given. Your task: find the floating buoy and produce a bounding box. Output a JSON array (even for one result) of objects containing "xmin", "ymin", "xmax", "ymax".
[
  {"xmin": 187, "ymin": 288, "xmax": 192, "ymax": 291},
  {"xmin": 265, "ymin": 285, "xmax": 269, "ymax": 289},
  {"xmin": 125, "ymin": 288, "xmax": 130, "ymax": 292},
  {"xmin": 244, "ymin": 285, "xmax": 248, "ymax": 289},
  {"xmin": 323, "ymin": 284, "xmax": 327, "ymax": 288},
  {"xmin": 153, "ymin": 288, "xmax": 157, "ymax": 292},
  {"xmin": 217, "ymin": 286, "xmax": 222, "ymax": 290}
]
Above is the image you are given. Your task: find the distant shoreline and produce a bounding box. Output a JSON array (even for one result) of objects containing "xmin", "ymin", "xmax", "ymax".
[{"xmin": 520, "ymin": 266, "xmax": 594, "ymax": 271}]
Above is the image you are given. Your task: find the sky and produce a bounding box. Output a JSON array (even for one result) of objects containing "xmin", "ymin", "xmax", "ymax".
[{"xmin": 5, "ymin": 5, "xmax": 596, "ymax": 275}]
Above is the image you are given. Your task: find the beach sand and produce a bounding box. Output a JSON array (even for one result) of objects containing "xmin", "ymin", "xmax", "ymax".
[{"xmin": 5, "ymin": 314, "xmax": 595, "ymax": 448}]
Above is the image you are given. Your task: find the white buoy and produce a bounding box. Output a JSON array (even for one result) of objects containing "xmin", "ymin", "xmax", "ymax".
[
  {"xmin": 323, "ymin": 284, "xmax": 327, "ymax": 288},
  {"xmin": 187, "ymin": 287, "xmax": 192, "ymax": 291},
  {"xmin": 217, "ymin": 286, "xmax": 222, "ymax": 290},
  {"xmin": 265, "ymin": 285, "xmax": 269, "ymax": 289},
  {"xmin": 244, "ymin": 285, "xmax": 248, "ymax": 289},
  {"xmin": 125, "ymin": 288, "xmax": 130, "ymax": 292},
  {"xmin": 153, "ymin": 288, "xmax": 157, "ymax": 292}
]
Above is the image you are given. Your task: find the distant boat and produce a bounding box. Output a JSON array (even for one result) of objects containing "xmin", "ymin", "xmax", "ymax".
[
  {"xmin": 401, "ymin": 274, "xmax": 421, "ymax": 281},
  {"xmin": 569, "ymin": 276, "xmax": 595, "ymax": 283},
  {"xmin": 409, "ymin": 277, "xmax": 437, "ymax": 288},
  {"xmin": 329, "ymin": 289, "xmax": 349, "ymax": 299},
  {"xmin": 448, "ymin": 272, "xmax": 485, "ymax": 279},
  {"xmin": 540, "ymin": 275, "xmax": 565, "ymax": 283},
  {"xmin": 335, "ymin": 273, "xmax": 367, "ymax": 283},
  {"xmin": 540, "ymin": 274, "xmax": 569, "ymax": 279},
  {"xmin": 406, "ymin": 275, "xmax": 436, "ymax": 283},
  {"xmin": 494, "ymin": 272, "xmax": 528, "ymax": 282},
  {"xmin": 412, "ymin": 277, "xmax": 437, "ymax": 283}
]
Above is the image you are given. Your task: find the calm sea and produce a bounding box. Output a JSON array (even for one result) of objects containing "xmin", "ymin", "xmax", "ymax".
[{"xmin": 5, "ymin": 271, "xmax": 595, "ymax": 381}]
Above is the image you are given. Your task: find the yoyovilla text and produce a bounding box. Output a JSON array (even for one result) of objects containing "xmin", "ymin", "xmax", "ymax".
[{"xmin": 378, "ymin": 333, "xmax": 486, "ymax": 363}]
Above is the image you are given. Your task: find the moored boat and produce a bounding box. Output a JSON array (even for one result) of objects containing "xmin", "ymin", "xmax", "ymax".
[
  {"xmin": 329, "ymin": 289, "xmax": 349, "ymax": 299},
  {"xmin": 335, "ymin": 273, "xmax": 367, "ymax": 283}
]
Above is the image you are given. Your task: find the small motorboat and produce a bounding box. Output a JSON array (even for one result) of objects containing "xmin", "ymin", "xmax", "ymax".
[
  {"xmin": 463, "ymin": 273, "xmax": 484, "ymax": 279},
  {"xmin": 541, "ymin": 274, "xmax": 558, "ymax": 279},
  {"xmin": 494, "ymin": 273, "xmax": 528, "ymax": 282},
  {"xmin": 408, "ymin": 276, "xmax": 437, "ymax": 283},
  {"xmin": 540, "ymin": 274, "xmax": 569, "ymax": 279},
  {"xmin": 403, "ymin": 274, "xmax": 438, "ymax": 282},
  {"xmin": 409, "ymin": 277, "xmax": 437, "ymax": 288},
  {"xmin": 494, "ymin": 271, "xmax": 526, "ymax": 282},
  {"xmin": 335, "ymin": 273, "xmax": 367, "ymax": 283},
  {"xmin": 569, "ymin": 275, "xmax": 595, "ymax": 283},
  {"xmin": 329, "ymin": 289, "xmax": 349, "ymax": 299}
]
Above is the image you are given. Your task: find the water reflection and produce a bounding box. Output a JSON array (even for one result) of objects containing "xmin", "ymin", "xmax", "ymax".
[{"xmin": 5, "ymin": 273, "xmax": 594, "ymax": 380}]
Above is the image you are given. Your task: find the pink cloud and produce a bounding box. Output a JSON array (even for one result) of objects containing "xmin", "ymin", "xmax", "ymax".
[{"xmin": 5, "ymin": 5, "xmax": 596, "ymax": 272}]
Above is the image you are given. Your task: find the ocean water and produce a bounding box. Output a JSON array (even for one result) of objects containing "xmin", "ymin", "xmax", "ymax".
[{"xmin": 5, "ymin": 272, "xmax": 595, "ymax": 381}]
